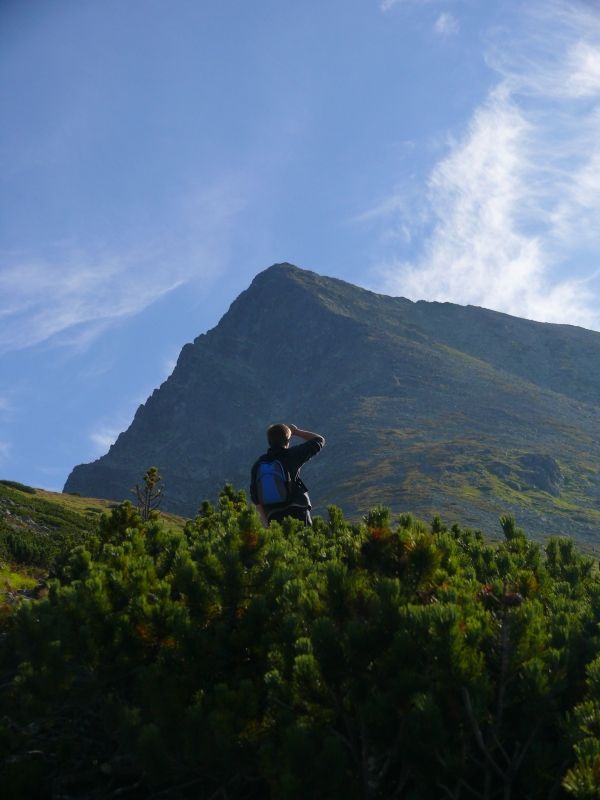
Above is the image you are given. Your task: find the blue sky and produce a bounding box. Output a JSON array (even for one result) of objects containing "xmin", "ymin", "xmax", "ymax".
[{"xmin": 2, "ymin": 0, "xmax": 600, "ymax": 491}]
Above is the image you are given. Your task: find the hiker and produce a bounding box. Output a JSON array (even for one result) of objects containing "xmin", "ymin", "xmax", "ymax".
[{"xmin": 250, "ymin": 423, "xmax": 325, "ymax": 527}]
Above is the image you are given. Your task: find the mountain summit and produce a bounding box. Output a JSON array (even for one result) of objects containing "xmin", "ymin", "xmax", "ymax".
[{"xmin": 65, "ymin": 263, "xmax": 600, "ymax": 544}]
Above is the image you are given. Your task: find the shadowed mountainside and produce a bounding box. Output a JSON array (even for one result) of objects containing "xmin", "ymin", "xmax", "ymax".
[{"xmin": 65, "ymin": 263, "xmax": 600, "ymax": 545}]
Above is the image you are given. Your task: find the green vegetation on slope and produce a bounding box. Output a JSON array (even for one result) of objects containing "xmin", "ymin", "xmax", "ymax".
[
  {"xmin": 0, "ymin": 481, "xmax": 102, "ymax": 570},
  {"xmin": 0, "ymin": 481, "xmax": 186, "ymax": 607},
  {"xmin": 1, "ymin": 486, "xmax": 600, "ymax": 798}
]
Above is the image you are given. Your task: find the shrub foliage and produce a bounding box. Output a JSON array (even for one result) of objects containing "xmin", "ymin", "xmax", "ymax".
[{"xmin": 1, "ymin": 486, "xmax": 600, "ymax": 798}]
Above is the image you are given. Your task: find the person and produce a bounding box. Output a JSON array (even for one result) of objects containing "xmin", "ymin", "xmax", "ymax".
[{"xmin": 250, "ymin": 423, "xmax": 325, "ymax": 527}]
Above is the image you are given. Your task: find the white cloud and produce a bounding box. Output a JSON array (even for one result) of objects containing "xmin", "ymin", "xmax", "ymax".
[
  {"xmin": 434, "ymin": 12, "xmax": 459, "ymax": 37},
  {"xmin": 88, "ymin": 379, "xmax": 165, "ymax": 458},
  {"xmin": 78, "ymin": 358, "xmax": 116, "ymax": 381},
  {"xmin": 353, "ymin": 192, "xmax": 409, "ymax": 224},
  {"xmin": 162, "ymin": 353, "xmax": 178, "ymax": 380},
  {"xmin": 368, "ymin": 0, "xmax": 600, "ymax": 329},
  {"xmin": 0, "ymin": 173, "xmax": 249, "ymax": 355},
  {"xmin": 89, "ymin": 425, "xmax": 122, "ymax": 455},
  {"xmin": 0, "ymin": 391, "xmax": 18, "ymax": 424},
  {"xmin": 565, "ymin": 41, "xmax": 600, "ymax": 97},
  {"xmin": 0, "ymin": 440, "xmax": 10, "ymax": 461},
  {"xmin": 380, "ymin": 0, "xmax": 441, "ymax": 10},
  {"xmin": 0, "ymin": 246, "xmax": 184, "ymax": 355}
]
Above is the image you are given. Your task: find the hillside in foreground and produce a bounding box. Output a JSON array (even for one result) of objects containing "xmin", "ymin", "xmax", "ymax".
[
  {"xmin": 65, "ymin": 263, "xmax": 600, "ymax": 547},
  {"xmin": 2, "ymin": 484, "xmax": 600, "ymax": 799},
  {"xmin": 0, "ymin": 479, "xmax": 187, "ymax": 604}
]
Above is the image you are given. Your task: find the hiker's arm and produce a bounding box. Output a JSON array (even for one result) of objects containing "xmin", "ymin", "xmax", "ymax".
[
  {"xmin": 289, "ymin": 424, "xmax": 325, "ymax": 445},
  {"xmin": 256, "ymin": 503, "xmax": 269, "ymax": 528}
]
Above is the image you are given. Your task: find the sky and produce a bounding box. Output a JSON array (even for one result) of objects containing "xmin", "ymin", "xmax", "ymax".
[{"xmin": 2, "ymin": 0, "xmax": 600, "ymax": 491}]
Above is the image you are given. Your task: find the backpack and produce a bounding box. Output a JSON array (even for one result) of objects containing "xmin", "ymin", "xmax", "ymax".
[{"xmin": 254, "ymin": 458, "xmax": 291, "ymax": 506}]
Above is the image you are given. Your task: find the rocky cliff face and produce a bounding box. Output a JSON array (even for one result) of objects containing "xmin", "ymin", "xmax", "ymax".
[{"xmin": 64, "ymin": 263, "xmax": 600, "ymax": 545}]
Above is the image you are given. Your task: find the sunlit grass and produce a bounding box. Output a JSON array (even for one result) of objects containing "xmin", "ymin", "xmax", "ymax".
[{"xmin": 0, "ymin": 563, "xmax": 39, "ymax": 604}]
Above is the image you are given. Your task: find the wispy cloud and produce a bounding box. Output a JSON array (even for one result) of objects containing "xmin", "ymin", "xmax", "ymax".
[
  {"xmin": 367, "ymin": 0, "xmax": 600, "ymax": 329},
  {"xmin": 0, "ymin": 391, "xmax": 19, "ymax": 425},
  {"xmin": 162, "ymin": 351, "xmax": 179, "ymax": 380},
  {"xmin": 380, "ymin": 0, "xmax": 449, "ymax": 11},
  {"xmin": 89, "ymin": 425, "xmax": 122, "ymax": 455},
  {"xmin": 0, "ymin": 173, "xmax": 249, "ymax": 355},
  {"xmin": 88, "ymin": 376, "xmax": 168, "ymax": 457},
  {"xmin": 0, "ymin": 440, "xmax": 11, "ymax": 461},
  {"xmin": 0, "ymin": 245, "xmax": 184, "ymax": 355},
  {"xmin": 380, "ymin": 0, "xmax": 402, "ymax": 10},
  {"xmin": 434, "ymin": 12, "xmax": 459, "ymax": 37}
]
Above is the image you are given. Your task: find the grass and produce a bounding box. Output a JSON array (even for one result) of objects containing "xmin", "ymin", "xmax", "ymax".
[
  {"xmin": 0, "ymin": 565, "xmax": 38, "ymax": 591},
  {"xmin": 38, "ymin": 488, "xmax": 188, "ymax": 531},
  {"xmin": 0, "ymin": 562, "xmax": 42, "ymax": 608},
  {"xmin": 0, "ymin": 482, "xmax": 189, "ymax": 572}
]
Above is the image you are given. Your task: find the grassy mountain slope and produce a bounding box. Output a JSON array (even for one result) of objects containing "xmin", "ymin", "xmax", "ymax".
[
  {"xmin": 64, "ymin": 264, "xmax": 600, "ymax": 546},
  {"xmin": 0, "ymin": 480, "xmax": 187, "ymax": 605}
]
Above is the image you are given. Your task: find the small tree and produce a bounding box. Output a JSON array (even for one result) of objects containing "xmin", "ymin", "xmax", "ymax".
[{"xmin": 131, "ymin": 466, "xmax": 164, "ymax": 520}]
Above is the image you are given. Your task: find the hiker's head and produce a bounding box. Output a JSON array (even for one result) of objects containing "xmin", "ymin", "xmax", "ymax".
[{"xmin": 267, "ymin": 423, "xmax": 291, "ymax": 448}]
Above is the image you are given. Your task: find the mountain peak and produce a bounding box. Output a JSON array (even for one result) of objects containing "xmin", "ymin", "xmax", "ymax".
[
  {"xmin": 249, "ymin": 262, "xmax": 367, "ymax": 298},
  {"xmin": 259, "ymin": 261, "xmax": 302, "ymax": 274},
  {"xmin": 247, "ymin": 262, "xmax": 331, "ymax": 296},
  {"xmin": 64, "ymin": 264, "xmax": 600, "ymax": 544}
]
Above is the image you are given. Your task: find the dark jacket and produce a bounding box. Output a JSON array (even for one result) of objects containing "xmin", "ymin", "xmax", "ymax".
[{"xmin": 250, "ymin": 437, "xmax": 324, "ymax": 518}]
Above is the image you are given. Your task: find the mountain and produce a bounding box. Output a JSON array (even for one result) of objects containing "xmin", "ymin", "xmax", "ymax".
[{"xmin": 64, "ymin": 263, "xmax": 600, "ymax": 545}]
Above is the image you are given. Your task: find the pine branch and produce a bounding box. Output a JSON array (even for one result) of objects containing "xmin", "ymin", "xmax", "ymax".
[{"xmin": 461, "ymin": 687, "xmax": 505, "ymax": 781}]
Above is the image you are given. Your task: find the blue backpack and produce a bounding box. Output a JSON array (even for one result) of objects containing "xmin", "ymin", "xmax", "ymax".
[{"xmin": 255, "ymin": 458, "xmax": 291, "ymax": 506}]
